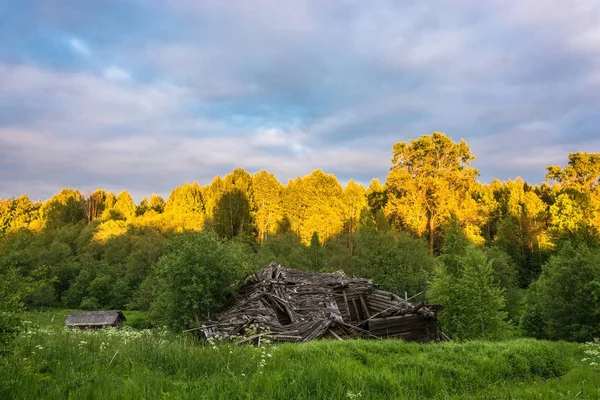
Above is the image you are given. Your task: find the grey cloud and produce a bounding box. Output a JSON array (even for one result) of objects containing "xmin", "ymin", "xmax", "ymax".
[{"xmin": 2, "ymin": 0, "xmax": 600, "ymax": 200}]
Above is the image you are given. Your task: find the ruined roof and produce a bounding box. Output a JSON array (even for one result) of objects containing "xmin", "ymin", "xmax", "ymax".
[
  {"xmin": 200, "ymin": 263, "xmax": 441, "ymax": 343},
  {"xmin": 65, "ymin": 311, "xmax": 126, "ymax": 327}
]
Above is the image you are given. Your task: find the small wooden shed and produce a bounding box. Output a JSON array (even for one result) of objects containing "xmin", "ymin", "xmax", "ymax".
[{"xmin": 65, "ymin": 311, "xmax": 126, "ymax": 329}]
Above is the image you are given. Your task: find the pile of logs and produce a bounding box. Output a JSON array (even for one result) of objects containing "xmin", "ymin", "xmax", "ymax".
[{"xmin": 199, "ymin": 263, "xmax": 442, "ymax": 343}]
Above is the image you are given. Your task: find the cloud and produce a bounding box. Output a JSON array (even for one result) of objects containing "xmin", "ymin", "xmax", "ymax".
[
  {"xmin": 103, "ymin": 66, "xmax": 131, "ymax": 82},
  {"xmin": 1, "ymin": 0, "xmax": 600, "ymax": 201},
  {"xmin": 67, "ymin": 37, "xmax": 91, "ymax": 56}
]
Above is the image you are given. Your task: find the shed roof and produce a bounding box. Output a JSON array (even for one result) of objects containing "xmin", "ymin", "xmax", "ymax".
[{"xmin": 65, "ymin": 311, "xmax": 126, "ymax": 326}]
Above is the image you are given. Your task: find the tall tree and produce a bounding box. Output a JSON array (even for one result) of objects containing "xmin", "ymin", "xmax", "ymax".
[
  {"xmin": 213, "ymin": 168, "xmax": 255, "ymax": 239},
  {"xmin": 429, "ymin": 225, "xmax": 510, "ymax": 340},
  {"xmin": 385, "ymin": 132, "xmax": 478, "ymax": 254},
  {"xmin": 83, "ymin": 190, "xmax": 107, "ymax": 222},
  {"xmin": 283, "ymin": 170, "xmax": 346, "ymax": 244},
  {"xmin": 342, "ymin": 179, "xmax": 367, "ymax": 255},
  {"xmin": 252, "ymin": 171, "xmax": 283, "ymax": 242},
  {"xmin": 521, "ymin": 242, "xmax": 600, "ymax": 342},
  {"xmin": 42, "ymin": 189, "xmax": 86, "ymax": 229},
  {"xmin": 113, "ymin": 191, "xmax": 136, "ymax": 221},
  {"xmin": 0, "ymin": 195, "xmax": 41, "ymax": 234},
  {"xmin": 164, "ymin": 182, "xmax": 205, "ymax": 231},
  {"xmin": 493, "ymin": 179, "xmax": 551, "ymax": 286},
  {"xmin": 202, "ymin": 176, "xmax": 223, "ymax": 224},
  {"xmin": 148, "ymin": 194, "xmax": 165, "ymax": 214},
  {"xmin": 150, "ymin": 233, "xmax": 246, "ymax": 330},
  {"xmin": 546, "ymin": 152, "xmax": 600, "ymax": 236},
  {"xmin": 546, "ymin": 152, "xmax": 600, "ymax": 194}
]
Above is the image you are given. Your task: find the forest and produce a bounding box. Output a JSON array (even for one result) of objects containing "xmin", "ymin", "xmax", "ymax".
[{"xmin": 1, "ymin": 132, "xmax": 600, "ymax": 343}]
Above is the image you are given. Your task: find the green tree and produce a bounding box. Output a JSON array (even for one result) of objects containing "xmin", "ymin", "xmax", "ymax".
[
  {"xmin": 308, "ymin": 232, "xmax": 324, "ymax": 271},
  {"xmin": 385, "ymin": 132, "xmax": 479, "ymax": 254},
  {"xmin": 521, "ymin": 242, "xmax": 600, "ymax": 341},
  {"xmin": 429, "ymin": 224, "xmax": 510, "ymax": 340},
  {"xmin": 150, "ymin": 233, "xmax": 245, "ymax": 330},
  {"xmin": 0, "ymin": 266, "xmax": 46, "ymax": 349},
  {"xmin": 42, "ymin": 189, "xmax": 86, "ymax": 229},
  {"xmin": 353, "ymin": 227, "xmax": 435, "ymax": 298},
  {"xmin": 493, "ymin": 179, "xmax": 551, "ymax": 286},
  {"xmin": 430, "ymin": 245, "xmax": 510, "ymax": 340},
  {"xmin": 366, "ymin": 178, "xmax": 387, "ymax": 217},
  {"xmin": 252, "ymin": 231, "xmax": 308, "ymax": 269}
]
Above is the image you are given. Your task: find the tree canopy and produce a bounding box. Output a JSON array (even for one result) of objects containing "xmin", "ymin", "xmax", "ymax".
[
  {"xmin": 385, "ymin": 132, "xmax": 479, "ymax": 254},
  {"xmin": 2, "ymin": 132, "xmax": 600, "ymax": 341}
]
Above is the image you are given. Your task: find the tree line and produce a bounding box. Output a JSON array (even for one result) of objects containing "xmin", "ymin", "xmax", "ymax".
[{"xmin": 1, "ymin": 132, "xmax": 599, "ymax": 342}]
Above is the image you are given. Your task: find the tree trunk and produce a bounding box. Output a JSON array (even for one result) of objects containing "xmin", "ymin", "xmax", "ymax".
[{"xmin": 429, "ymin": 215, "xmax": 435, "ymax": 255}]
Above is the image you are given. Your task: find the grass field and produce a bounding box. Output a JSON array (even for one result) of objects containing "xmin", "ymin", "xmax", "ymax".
[{"xmin": 0, "ymin": 310, "xmax": 598, "ymax": 399}]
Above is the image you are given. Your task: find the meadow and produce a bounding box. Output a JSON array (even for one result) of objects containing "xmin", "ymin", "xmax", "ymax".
[{"xmin": 0, "ymin": 309, "xmax": 598, "ymax": 399}]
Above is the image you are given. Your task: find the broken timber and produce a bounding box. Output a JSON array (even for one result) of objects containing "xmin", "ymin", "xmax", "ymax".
[{"xmin": 199, "ymin": 263, "xmax": 442, "ymax": 343}]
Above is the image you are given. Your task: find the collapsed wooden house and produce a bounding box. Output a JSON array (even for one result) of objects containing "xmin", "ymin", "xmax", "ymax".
[
  {"xmin": 65, "ymin": 311, "xmax": 126, "ymax": 329},
  {"xmin": 200, "ymin": 263, "xmax": 442, "ymax": 343}
]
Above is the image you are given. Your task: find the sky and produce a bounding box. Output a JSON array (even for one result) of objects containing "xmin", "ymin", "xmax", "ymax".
[{"xmin": 1, "ymin": 0, "xmax": 600, "ymax": 202}]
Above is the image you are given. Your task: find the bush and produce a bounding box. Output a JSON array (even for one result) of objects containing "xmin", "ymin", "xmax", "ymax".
[
  {"xmin": 150, "ymin": 232, "xmax": 247, "ymax": 331},
  {"xmin": 521, "ymin": 243, "xmax": 600, "ymax": 341}
]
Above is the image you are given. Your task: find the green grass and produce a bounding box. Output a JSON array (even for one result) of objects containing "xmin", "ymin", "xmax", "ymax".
[{"xmin": 1, "ymin": 317, "xmax": 599, "ymax": 400}]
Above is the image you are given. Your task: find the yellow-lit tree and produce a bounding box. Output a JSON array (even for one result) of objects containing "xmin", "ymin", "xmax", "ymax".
[
  {"xmin": 252, "ymin": 170, "xmax": 283, "ymax": 242},
  {"xmin": 213, "ymin": 168, "xmax": 255, "ymax": 239},
  {"xmin": 342, "ymin": 179, "xmax": 368, "ymax": 254},
  {"xmin": 385, "ymin": 132, "xmax": 478, "ymax": 254},
  {"xmin": 546, "ymin": 152, "xmax": 600, "ymax": 237},
  {"xmin": 41, "ymin": 189, "xmax": 86, "ymax": 229},
  {"xmin": 113, "ymin": 191, "xmax": 136, "ymax": 221},
  {"xmin": 283, "ymin": 170, "xmax": 346, "ymax": 244},
  {"xmin": 493, "ymin": 179, "xmax": 551, "ymax": 286},
  {"xmin": 164, "ymin": 182, "xmax": 205, "ymax": 231}
]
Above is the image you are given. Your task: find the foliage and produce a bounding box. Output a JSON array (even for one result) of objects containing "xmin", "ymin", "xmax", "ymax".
[
  {"xmin": 385, "ymin": 132, "xmax": 479, "ymax": 254},
  {"xmin": 2, "ymin": 136, "xmax": 600, "ymax": 345},
  {"xmin": 150, "ymin": 232, "xmax": 247, "ymax": 330},
  {"xmin": 429, "ymin": 225, "xmax": 510, "ymax": 340},
  {"xmin": 253, "ymin": 170, "xmax": 284, "ymax": 242},
  {"xmin": 353, "ymin": 227, "xmax": 435, "ymax": 298},
  {"xmin": 41, "ymin": 189, "xmax": 86, "ymax": 229},
  {"xmin": 282, "ymin": 169, "xmax": 346, "ymax": 244},
  {"xmin": 521, "ymin": 243, "xmax": 600, "ymax": 342},
  {"xmin": 0, "ymin": 267, "xmax": 46, "ymax": 349},
  {"xmin": 493, "ymin": 179, "xmax": 551, "ymax": 287}
]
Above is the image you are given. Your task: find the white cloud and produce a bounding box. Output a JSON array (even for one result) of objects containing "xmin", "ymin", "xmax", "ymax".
[
  {"xmin": 67, "ymin": 37, "xmax": 91, "ymax": 56},
  {"xmin": 2, "ymin": 0, "xmax": 600, "ymax": 199},
  {"xmin": 0, "ymin": 63, "xmax": 187, "ymax": 130},
  {"xmin": 103, "ymin": 67, "xmax": 131, "ymax": 82}
]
